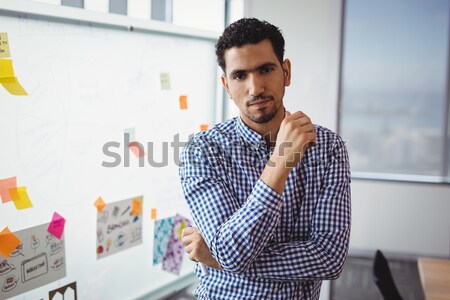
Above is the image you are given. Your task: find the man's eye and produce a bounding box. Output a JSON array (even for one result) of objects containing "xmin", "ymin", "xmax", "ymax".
[
  {"xmin": 234, "ymin": 73, "xmax": 245, "ymax": 80},
  {"xmin": 261, "ymin": 66, "xmax": 273, "ymax": 74}
]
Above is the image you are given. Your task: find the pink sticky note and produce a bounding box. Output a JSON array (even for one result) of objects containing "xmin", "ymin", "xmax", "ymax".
[
  {"xmin": 47, "ymin": 212, "xmax": 66, "ymax": 239},
  {"xmin": 0, "ymin": 176, "xmax": 16, "ymax": 203},
  {"xmin": 129, "ymin": 141, "xmax": 145, "ymax": 157}
]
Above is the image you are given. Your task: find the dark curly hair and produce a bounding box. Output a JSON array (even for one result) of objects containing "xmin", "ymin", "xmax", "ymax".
[{"xmin": 215, "ymin": 18, "xmax": 285, "ymax": 73}]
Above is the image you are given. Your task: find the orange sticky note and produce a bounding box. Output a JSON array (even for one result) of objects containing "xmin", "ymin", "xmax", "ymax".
[
  {"xmin": 200, "ymin": 124, "xmax": 209, "ymax": 131},
  {"xmin": 94, "ymin": 197, "xmax": 106, "ymax": 212},
  {"xmin": 0, "ymin": 227, "xmax": 21, "ymax": 258},
  {"xmin": 150, "ymin": 208, "xmax": 157, "ymax": 220},
  {"xmin": 8, "ymin": 186, "xmax": 33, "ymax": 210},
  {"xmin": 47, "ymin": 212, "xmax": 66, "ymax": 239},
  {"xmin": 129, "ymin": 141, "xmax": 145, "ymax": 157},
  {"xmin": 132, "ymin": 198, "xmax": 142, "ymax": 216},
  {"xmin": 0, "ymin": 176, "xmax": 16, "ymax": 203},
  {"xmin": 179, "ymin": 95, "xmax": 188, "ymax": 110}
]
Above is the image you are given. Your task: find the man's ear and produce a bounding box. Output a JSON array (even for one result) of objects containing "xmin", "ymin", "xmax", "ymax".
[
  {"xmin": 282, "ymin": 59, "xmax": 291, "ymax": 87},
  {"xmin": 221, "ymin": 74, "xmax": 232, "ymax": 99}
]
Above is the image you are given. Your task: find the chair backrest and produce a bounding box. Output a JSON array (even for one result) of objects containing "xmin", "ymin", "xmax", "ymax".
[{"xmin": 373, "ymin": 250, "xmax": 404, "ymax": 300}]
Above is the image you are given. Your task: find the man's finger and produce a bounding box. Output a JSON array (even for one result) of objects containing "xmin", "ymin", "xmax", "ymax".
[
  {"xmin": 181, "ymin": 226, "xmax": 197, "ymax": 237},
  {"xmin": 181, "ymin": 235, "xmax": 192, "ymax": 246}
]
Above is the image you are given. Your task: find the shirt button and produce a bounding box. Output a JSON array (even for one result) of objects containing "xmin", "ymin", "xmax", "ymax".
[{"xmin": 279, "ymin": 203, "xmax": 283, "ymax": 208}]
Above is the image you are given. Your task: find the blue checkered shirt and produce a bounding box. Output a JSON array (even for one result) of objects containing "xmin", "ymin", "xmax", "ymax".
[{"xmin": 179, "ymin": 116, "xmax": 351, "ymax": 300}]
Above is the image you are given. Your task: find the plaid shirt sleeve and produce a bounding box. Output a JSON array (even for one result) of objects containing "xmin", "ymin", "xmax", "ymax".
[
  {"xmin": 250, "ymin": 138, "xmax": 351, "ymax": 281},
  {"xmin": 180, "ymin": 134, "xmax": 285, "ymax": 273}
]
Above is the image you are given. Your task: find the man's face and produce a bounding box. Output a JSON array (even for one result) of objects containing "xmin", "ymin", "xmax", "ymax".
[{"xmin": 221, "ymin": 39, "xmax": 291, "ymax": 125}]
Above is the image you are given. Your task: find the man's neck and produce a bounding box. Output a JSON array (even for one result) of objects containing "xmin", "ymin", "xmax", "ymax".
[{"xmin": 241, "ymin": 106, "xmax": 285, "ymax": 149}]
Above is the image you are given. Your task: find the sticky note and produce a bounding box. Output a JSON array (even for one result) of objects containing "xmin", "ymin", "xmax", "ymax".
[
  {"xmin": 129, "ymin": 141, "xmax": 145, "ymax": 157},
  {"xmin": 151, "ymin": 208, "xmax": 157, "ymax": 220},
  {"xmin": 177, "ymin": 220, "xmax": 187, "ymax": 239},
  {"xmin": 0, "ymin": 176, "xmax": 16, "ymax": 203},
  {"xmin": 1, "ymin": 77, "xmax": 28, "ymax": 96},
  {"xmin": 160, "ymin": 72, "xmax": 170, "ymax": 90},
  {"xmin": 47, "ymin": 212, "xmax": 66, "ymax": 239},
  {"xmin": 94, "ymin": 197, "xmax": 106, "ymax": 212},
  {"xmin": 200, "ymin": 124, "xmax": 209, "ymax": 131},
  {"xmin": 0, "ymin": 33, "xmax": 11, "ymax": 58},
  {"xmin": 0, "ymin": 59, "xmax": 15, "ymax": 78},
  {"xmin": 8, "ymin": 186, "xmax": 33, "ymax": 210},
  {"xmin": 131, "ymin": 198, "xmax": 142, "ymax": 216},
  {"xmin": 179, "ymin": 95, "xmax": 188, "ymax": 110},
  {"xmin": 0, "ymin": 227, "xmax": 21, "ymax": 258},
  {"xmin": 124, "ymin": 127, "xmax": 136, "ymax": 142}
]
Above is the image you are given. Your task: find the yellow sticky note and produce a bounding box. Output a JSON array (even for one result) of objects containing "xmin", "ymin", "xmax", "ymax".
[
  {"xmin": 150, "ymin": 208, "xmax": 157, "ymax": 220},
  {"xmin": 8, "ymin": 186, "xmax": 33, "ymax": 210},
  {"xmin": 132, "ymin": 198, "xmax": 142, "ymax": 216},
  {"xmin": 200, "ymin": 124, "xmax": 209, "ymax": 131},
  {"xmin": 179, "ymin": 95, "xmax": 188, "ymax": 110},
  {"xmin": 1, "ymin": 77, "xmax": 28, "ymax": 96},
  {"xmin": 0, "ymin": 59, "xmax": 15, "ymax": 78},
  {"xmin": 160, "ymin": 73, "xmax": 170, "ymax": 90},
  {"xmin": 94, "ymin": 197, "xmax": 106, "ymax": 212},
  {"xmin": 0, "ymin": 227, "xmax": 21, "ymax": 258},
  {"xmin": 0, "ymin": 33, "xmax": 11, "ymax": 58},
  {"xmin": 177, "ymin": 220, "xmax": 187, "ymax": 239}
]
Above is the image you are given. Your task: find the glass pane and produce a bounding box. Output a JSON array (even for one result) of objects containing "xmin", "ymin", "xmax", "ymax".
[
  {"xmin": 340, "ymin": 0, "xmax": 450, "ymax": 177},
  {"xmin": 172, "ymin": 0, "xmax": 225, "ymax": 32}
]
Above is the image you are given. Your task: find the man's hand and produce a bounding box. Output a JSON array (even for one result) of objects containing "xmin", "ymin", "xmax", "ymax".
[
  {"xmin": 181, "ymin": 227, "xmax": 223, "ymax": 270},
  {"xmin": 274, "ymin": 111, "xmax": 316, "ymax": 168}
]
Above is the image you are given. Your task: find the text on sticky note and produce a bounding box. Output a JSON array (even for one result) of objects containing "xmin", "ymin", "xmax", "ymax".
[
  {"xmin": 47, "ymin": 212, "xmax": 66, "ymax": 239},
  {"xmin": 0, "ymin": 33, "xmax": 11, "ymax": 58}
]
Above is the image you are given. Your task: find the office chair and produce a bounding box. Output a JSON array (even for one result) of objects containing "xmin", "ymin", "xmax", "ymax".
[{"xmin": 373, "ymin": 250, "xmax": 404, "ymax": 300}]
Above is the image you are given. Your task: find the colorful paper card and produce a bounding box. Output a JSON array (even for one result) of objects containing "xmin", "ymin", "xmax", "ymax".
[
  {"xmin": 162, "ymin": 214, "xmax": 192, "ymax": 275},
  {"xmin": 1, "ymin": 77, "xmax": 28, "ymax": 96},
  {"xmin": 0, "ymin": 59, "xmax": 15, "ymax": 78},
  {"xmin": 94, "ymin": 197, "xmax": 105, "ymax": 212},
  {"xmin": 160, "ymin": 72, "xmax": 170, "ymax": 90},
  {"xmin": 0, "ymin": 176, "xmax": 16, "ymax": 203},
  {"xmin": 9, "ymin": 186, "xmax": 33, "ymax": 210},
  {"xmin": 0, "ymin": 227, "xmax": 21, "ymax": 258},
  {"xmin": 179, "ymin": 95, "xmax": 188, "ymax": 110},
  {"xmin": 96, "ymin": 196, "xmax": 143, "ymax": 259},
  {"xmin": 200, "ymin": 124, "xmax": 209, "ymax": 131},
  {"xmin": 0, "ymin": 33, "xmax": 11, "ymax": 58},
  {"xmin": 47, "ymin": 212, "xmax": 66, "ymax": 240},
  {"xmin": 152, "ymin": 217, "xmax": 174, "ymax": 265},
  {"xmin": 0, "ymin": 223, "xmax": 66, "ymax": 299}
]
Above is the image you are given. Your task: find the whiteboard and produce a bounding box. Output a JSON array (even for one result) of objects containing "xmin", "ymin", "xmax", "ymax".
[{"xmin": 0, "ymin": 1, "xmax": 219, "ymax": 299}]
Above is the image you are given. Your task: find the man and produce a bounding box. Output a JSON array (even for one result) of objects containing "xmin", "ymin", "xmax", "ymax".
[{"xmin": 179, "ymin": 18, "xmax": 351, "ymax": 299}]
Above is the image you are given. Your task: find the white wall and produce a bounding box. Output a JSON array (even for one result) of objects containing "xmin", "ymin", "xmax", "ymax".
[{"xmin": 243, "ymin": 0, "xmax": 450, "ymax": 298}]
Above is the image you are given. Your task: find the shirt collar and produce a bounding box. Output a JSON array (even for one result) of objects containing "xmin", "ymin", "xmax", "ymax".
[{"xmin": 236, "ymin": 117, "xmax": 264, "ymax": 149}]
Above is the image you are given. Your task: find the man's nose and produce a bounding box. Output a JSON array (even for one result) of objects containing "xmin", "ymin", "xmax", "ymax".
[{"xmin": 248, "ymin": 74, "xmax": 264, "ymax": 96}]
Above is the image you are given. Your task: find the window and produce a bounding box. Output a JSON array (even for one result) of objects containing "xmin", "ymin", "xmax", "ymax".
[
  {"xmin": 339, "ymin": 0, "xmax": 450, "ymax": 182},
  {"xmin": 172, "ymin": 0, "xmax": 225, "ymax": 32}
]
